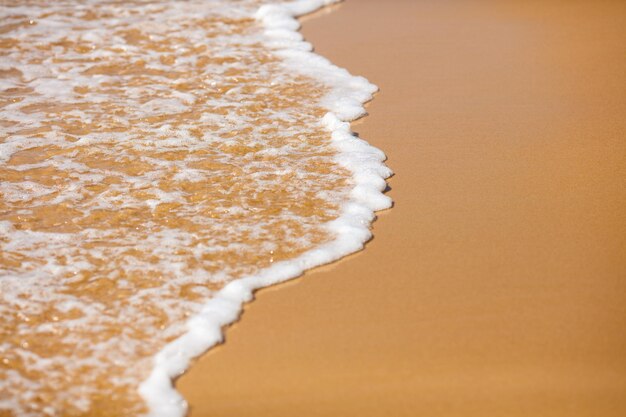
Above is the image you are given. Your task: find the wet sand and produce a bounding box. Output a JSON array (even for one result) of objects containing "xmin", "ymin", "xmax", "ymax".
[{"xmin": 177, "ymin": 0, "xmax": 626, "ymax": 416}]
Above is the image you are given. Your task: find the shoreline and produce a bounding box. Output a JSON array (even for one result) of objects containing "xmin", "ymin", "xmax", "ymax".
[
  {"xmin": 140, "ymin": 1, "xmax": 391, "ymax": 415},
  {"xmin": 178, "ymin": 1, "xmax": 626, "ymax": 416}
]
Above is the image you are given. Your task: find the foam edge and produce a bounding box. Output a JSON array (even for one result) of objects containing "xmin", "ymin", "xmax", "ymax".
[{"xmin": 138, "ymin": 1, "xmax": 392, "ymax": 415}]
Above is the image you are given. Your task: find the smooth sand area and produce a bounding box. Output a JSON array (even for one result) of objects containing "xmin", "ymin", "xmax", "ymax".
[{"xmin": 177, "ymin": 0, "xmax": 626, "ymax": 415}]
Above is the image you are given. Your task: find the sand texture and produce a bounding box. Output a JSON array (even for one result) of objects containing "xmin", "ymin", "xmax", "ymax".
[{"xmin": 177, "ymin": 0, "xmax": 626, "ymax": 416}]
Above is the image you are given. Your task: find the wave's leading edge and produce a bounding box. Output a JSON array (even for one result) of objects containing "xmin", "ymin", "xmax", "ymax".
[{"xmin": 138, "ymin": 2, "xmax": 392, "ymax": 415}]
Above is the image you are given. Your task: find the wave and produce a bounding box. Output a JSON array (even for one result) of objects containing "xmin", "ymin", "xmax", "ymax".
[
  {"xmin": 0, "ymin": 1, "xmax": 390, "ymax": 415},
  {"xmin": 138, "ymin": 1, "xmax": 391, "ymax": 416}
]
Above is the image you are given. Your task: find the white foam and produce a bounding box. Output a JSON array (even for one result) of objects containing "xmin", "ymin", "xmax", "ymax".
[{"xmin": 138, "ymin": 1, "xmax": 391, "ymax": 416}]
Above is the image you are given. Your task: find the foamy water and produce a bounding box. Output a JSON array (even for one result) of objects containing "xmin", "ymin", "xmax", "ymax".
[{"xmin": 0, "ymin": 1, "xmax": 391, "ymax": 416}]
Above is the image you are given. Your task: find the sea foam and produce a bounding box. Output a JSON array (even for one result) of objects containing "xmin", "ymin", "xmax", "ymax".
[
  {"xmin": 139, "ymin": 1, "xmax": 391, "ymax": 416},
  {"xmin": 0, "ymin": 1, "xmax": 391, "ymax": 416}
]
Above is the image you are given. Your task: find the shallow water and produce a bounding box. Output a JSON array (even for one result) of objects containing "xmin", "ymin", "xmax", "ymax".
[{"xmin": 0, "ymin": 1, "xmax": 356, "ymax": 415}]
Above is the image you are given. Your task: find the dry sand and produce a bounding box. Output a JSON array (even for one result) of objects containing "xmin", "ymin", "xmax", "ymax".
[{"xmin": 177, "ymin": 0, "xmax": 626, "ymax": 416}]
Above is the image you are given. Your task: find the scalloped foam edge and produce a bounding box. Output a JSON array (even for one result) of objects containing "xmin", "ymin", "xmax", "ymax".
[{"xmin": 138, "ymin": 1, "xmax": 392, "ymax": 415}]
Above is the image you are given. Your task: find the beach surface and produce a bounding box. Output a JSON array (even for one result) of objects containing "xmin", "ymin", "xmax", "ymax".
[{"xmin": 177, "ymin": 0, "xmax": 626, "ymax": 416}]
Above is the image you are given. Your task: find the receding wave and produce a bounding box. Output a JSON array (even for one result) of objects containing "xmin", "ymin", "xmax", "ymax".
[{"xmin": 0, "ymin": 1, "xmax": 391, "ymax": 416}]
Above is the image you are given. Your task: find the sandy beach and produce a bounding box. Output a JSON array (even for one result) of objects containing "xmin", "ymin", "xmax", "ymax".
[{"xmin": 177, "ymin": 0, "xmax": 626, "ymax": 416}]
